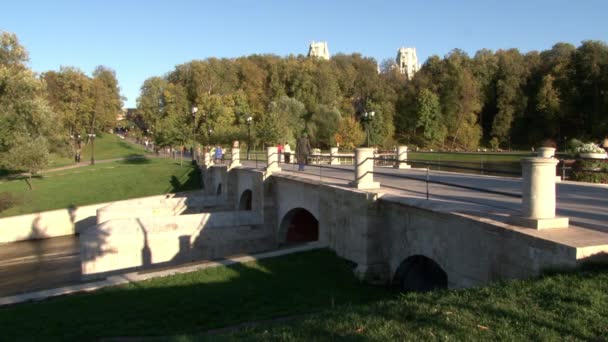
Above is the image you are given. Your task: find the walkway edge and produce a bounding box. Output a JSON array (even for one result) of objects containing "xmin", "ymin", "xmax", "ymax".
[{"xmin": 0, "ymin": 242, "xmax": 326, "ymax": 307}]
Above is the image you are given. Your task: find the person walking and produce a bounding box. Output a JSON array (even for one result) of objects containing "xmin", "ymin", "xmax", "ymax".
[
  {"xmin": 284, "ymin": 142, "xmax": 291, "ymax": 164},
  {"xmin": 296, "ymin": 133, "xmax": 311, "ymax": 171},
  {"xmin": 214, "ymin": 145, "xmax": 223, "ymax": 164}
]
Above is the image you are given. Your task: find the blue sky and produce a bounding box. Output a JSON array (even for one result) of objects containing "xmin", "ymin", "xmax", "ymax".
[{"xmin": 1, "ymin": 0, "xmax": 606, "ymax": 108}]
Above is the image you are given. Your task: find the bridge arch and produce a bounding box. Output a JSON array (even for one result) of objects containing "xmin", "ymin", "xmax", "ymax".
[
  {"xmin": 392, "ymin": 255, "xmax": 447, "ymax": 292},
  {"xmin": 278, "ymin": 208, "xmax": 319, "ymax": 245},
  {"xmin": 238, "ymin": 189, "xmax": 252, "ymax": 211}
]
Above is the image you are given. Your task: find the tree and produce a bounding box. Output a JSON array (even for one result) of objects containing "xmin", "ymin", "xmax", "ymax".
[
  {"xmin": 415, "ymin": 89, "xmax": 445, "ymax": 147},
  {"xmin": 255, "ymin": 111, "xmax": 282, "ymax": 147},
  {"xmin": 335, "ymin": 116, "xmax": 365, "ymax": 150},
  {"xmin": 91, "ymin": 66, "xmax": 123, "ymax": 132},
  {"xmin": 0, "ymin": 31, "xmax": 56, "ymax": 187},
  {"xmin": 42, "ymin": 67, "xmax": 93, "ymax": 158}
]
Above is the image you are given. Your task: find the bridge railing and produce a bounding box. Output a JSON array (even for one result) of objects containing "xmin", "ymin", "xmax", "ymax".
[{"xmin": 369, "ymin": 156, "xmax": 522, "ymax": 200}]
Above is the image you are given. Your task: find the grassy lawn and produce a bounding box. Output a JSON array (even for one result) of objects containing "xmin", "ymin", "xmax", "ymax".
[
  {"xmin": 47, "ymin": 133, "xmax": 148, "ymax": 168},
  {"xmin": 0, "ymin": 250, "xmax": 606, "ymax": 341},
  {"xmin": 0, "ymin": 157, "xmax": 200, "ymax": 217},
  {"xmin": 203, "ymin": 264, "xmax": 608, "ymax": 341},
  {"xmin": 407, "ymin": 151, "xmax": 533, "ymax": 163},
  {"xmin": 0, "ymin": 249, "xmax": 391, "ymax": 341}
]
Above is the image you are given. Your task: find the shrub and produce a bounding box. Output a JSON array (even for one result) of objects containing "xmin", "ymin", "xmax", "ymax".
[
  {"xmin": 570, "ymin": 159, "xmax": 608, "ymax": 184},
  {"xmin": 576, "ymin": 142, "xmax": 605, "ymax": 154}
]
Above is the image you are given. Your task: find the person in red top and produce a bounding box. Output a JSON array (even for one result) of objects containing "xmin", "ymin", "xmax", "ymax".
[{"xmin": 277, "ymin": 143, "xmax": 284, "ymax": 163}]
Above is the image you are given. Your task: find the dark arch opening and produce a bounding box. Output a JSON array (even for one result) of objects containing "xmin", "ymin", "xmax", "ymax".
[
  {"xmin": 239, "ymin": 189, "xmax": 253, "ymax": 211},
  {"xmin": 392, "ymin": 255, "xmax": 447, "ymax": 293},
  {"xmin": 279, "ymin": 208, "xmax": 318, "ymax": 245},
  {"xmin": 216, "ymin": 183, "xmax": 222, "ymax": 195}
]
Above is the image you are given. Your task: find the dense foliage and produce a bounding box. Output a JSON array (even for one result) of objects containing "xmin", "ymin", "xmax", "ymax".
[{"xmin": 135, "ymin": 41, "xmax": 608, "ymax": 151}]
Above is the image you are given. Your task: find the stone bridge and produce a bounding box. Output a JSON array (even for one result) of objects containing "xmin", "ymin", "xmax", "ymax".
[
  {"xmin": 2, "ymin": 147, "xmax": 608, "ymax": 296},
  {"xmin": 77, "ymin": 147, "xmax": 608, "ymax": 290}
]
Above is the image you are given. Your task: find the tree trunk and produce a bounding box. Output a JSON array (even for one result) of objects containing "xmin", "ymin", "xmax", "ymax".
[{"xmin": 25, "ymin": 174, "xmax": 33, "ymax": 190}]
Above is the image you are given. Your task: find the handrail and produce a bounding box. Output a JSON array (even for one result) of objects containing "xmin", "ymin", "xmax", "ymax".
[{"xmin": 372, "ymin": 157, "xmax": 522, "ymax": 176}]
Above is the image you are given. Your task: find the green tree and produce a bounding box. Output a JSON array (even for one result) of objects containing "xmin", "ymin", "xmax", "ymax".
[
  {"xmin": 0, "ymin": 31, "xmax": 56, "ymax": 187},
  {"xmin": 42, "ymin": 67, "xmax": 93, "ymax": 158},
  {"xmin": 415, "ymin": 89, "xmax": 445, "ymax": 147}
]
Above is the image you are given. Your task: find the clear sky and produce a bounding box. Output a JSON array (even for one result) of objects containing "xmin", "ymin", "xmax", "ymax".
[{"xmin": 1, "ymin": 0, "xmax": 606, "ymax": 108}]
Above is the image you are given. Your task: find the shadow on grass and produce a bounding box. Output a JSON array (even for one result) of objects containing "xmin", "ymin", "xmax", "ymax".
[
  {"xmin": 167, "ymin": 167, "xmax": 202, "ymax": 193},
  {"xmin": 0, "ymin": 249, "xmax": 391, "ymax": 341},
  {"xmin": 118, "ymin": 155, "xmax": 150, "ymax": 164}
]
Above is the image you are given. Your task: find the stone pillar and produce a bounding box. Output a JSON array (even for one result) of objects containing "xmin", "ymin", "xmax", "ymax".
[
  {"xmin": 330, "ymin": 147, "xmax": 339, "ymax": 165},
  {"xmin": 537, "ymin": 147, "xmax": 555, "ymax": 158},
  {"xmin": 230, "ymin": 148, "xmax": 241, "ymax": 168},
  {"xmin": 510, "ymin": 158, "xmax": 569, "ymax": 229},
  {"xmin": 266, "ymin": 146, "xmax": 281, "ymax": 173},
  {"xmin": 394, "ymin": 145, "xmax": 411, "ymax": 169},
  {"xmin": 203, "ymin": 150, "xmax": 213, "ymax": 168},
  {"xmin": 350, "ymin": 148, "xmax": 380, "ymax": 189}
]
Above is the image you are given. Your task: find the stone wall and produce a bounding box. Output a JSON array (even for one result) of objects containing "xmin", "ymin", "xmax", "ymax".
[
  {"xmin": 0, "ymin": 190, "xmax": 209, "ymax": 244},
  {"xmin": 80, "ymin": 210, "xmax": 269, "ymax": 279},
  {"xmin": 377, "ymin": 196, "xmax": 577, "ymax": 288}
]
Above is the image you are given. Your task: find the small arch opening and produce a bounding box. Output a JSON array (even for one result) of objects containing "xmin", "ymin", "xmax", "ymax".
[
  {"xmin": 216, "ymin": 183, "xmax": 222, "ymax": 195},
  {"xmin": 279, "ymin": 208, "xmax": 318, "ymax": 245},
  {"xmin": 392, "ymin": 255, "xmax": 447, "ymax": 292},
  {"xmin": 239, "ymin": 189, "xmax": 253, "ymax": 211}
]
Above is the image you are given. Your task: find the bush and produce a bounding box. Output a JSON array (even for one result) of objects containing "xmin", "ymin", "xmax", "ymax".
[{"xmin": 569, "ymin": 159, "xmax": 608, "ymax": 183}]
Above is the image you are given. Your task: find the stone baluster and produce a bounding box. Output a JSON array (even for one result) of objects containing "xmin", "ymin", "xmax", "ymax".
[
  {"xmin": 330, "ymin": 147, "xmax": 339, "ymax": 165},
  {"xmin": 394, "ymin": 145, "xmax": 411, "ymax": 169},
  {"xmin": 230, "ymin": 148, "xmax": 241, "ymax": 168},
  {"xmin": 510, "ymin": 158, "xmax": 569, "ymax": 229},
  {"xmin": 350, "ymin": 148, "xmax": 380, "ymax": 189},
  {"xmin": 266, "ymin": 146, "xmax": 281, "ymax": 173}
]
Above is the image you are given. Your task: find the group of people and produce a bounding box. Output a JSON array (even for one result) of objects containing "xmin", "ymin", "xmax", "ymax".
[{"xmin": 276, "ymin": 133, "xmax": 312, "ymax": 171}]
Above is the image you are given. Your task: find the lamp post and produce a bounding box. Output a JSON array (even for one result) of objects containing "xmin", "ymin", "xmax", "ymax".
[
  {"xmin": 191, "ymin": 106, "xmax": 198, "ymax": 163},
  {"xmin": 246, "ymin": 115, "xmax": 253, "ymax": 160},
  {"xmin": 361, "ymin": 111, "xmax": 375, "ymax": 147}
]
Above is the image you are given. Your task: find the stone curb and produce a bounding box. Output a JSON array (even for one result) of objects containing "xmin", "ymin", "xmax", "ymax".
[{"xmin": 0, "ymin": 242, "xmax": 325, "ymax": 307}]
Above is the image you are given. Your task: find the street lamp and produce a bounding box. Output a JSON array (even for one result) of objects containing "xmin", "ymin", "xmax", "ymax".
[
  {"xmin": 246, "ymin": 115, "xmax": 253, "ymax": 160},
  {"xmin": 191, "ymin": 106, "xmax": 198, "ymax": 162},
  {"xmin": 361, "ymin": 111, "xmax": 375, "ymax": 147}
]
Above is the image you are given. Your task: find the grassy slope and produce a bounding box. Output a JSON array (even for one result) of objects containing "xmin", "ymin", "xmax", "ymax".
[
  {"xmin": 0, "ymin": 158, "xmax": 200, "ymax": 217},
  {"xmin": 0, "ymin": 250, "xmax": 390, "ymax": 341},
  {"xmin": 47, "ymin": 134, "xmax": 148, "ymax": 168},
  {"xmin": 203, "ymin": 264, "xmax": 608, "ymax": 341}
]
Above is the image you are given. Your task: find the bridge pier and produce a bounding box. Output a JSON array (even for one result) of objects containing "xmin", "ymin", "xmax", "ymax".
[
  {"xmin": 511, "ymin": 157, "xmax": 569, "ymax": 229},
  {"xmin": 394, "ymin": 145, "xmax": 411, "ymax": 169},
  {"xmin": 350, "ymin": 148, "xmax": 380, "ymax": 189}
]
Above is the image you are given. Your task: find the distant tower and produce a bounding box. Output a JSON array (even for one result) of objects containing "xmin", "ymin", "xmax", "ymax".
[
  {"xmin": 396, "ymin": 47, "xmax": 420, "ymax": 79},
  {"xmin": 308, "ymin": 41, "xmax": 330, "ymax": 60}
]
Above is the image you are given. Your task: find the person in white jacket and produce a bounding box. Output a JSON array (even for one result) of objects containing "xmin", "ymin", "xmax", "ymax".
[{"xmin": 284, "ymin": 142, "xmax": 292, "ymax": 163}]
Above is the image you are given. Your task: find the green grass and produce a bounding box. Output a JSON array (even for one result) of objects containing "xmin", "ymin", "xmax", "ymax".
[
  {"xmin": 0, "ymin": 157, "xmax": 200, "ymax": 217},
  {"xmin": 1, "ymin": 250, "xmax": 606, "ymax": 341},
  {"xmin": 407, "ymin": 151, "xmax": 532, "ymax": 163},
  {"xmin": 0, "ymin": 249, "xmax": 391, "ymax": 341},
  {"xmin": 200, "ymin": 263, "xmax": 608, "ymax": 341},
  {"xmin": 47, "ymin": 134, "xmax": 148, "ymax": 168}
]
